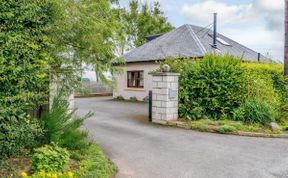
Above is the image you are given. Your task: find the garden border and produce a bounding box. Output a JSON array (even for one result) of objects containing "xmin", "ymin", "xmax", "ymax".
[{"xmin": 153, "ymin": 120, "xmax": 288, "ymax": 138}]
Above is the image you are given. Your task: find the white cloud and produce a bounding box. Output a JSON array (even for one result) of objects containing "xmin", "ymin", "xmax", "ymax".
[
  {"xmin": 181, "ymin": 0, "xmax": 248, "ymax": 26},
  {"xmin": 253, "ymin": 0, "xmax": 283, "ymax": 12},
  {"xmin": 180, "ymin": 0, "xmax": 284, "ymax": 60}
]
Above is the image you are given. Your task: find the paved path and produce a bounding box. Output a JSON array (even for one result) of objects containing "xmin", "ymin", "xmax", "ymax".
[{"xmin": 76, "ymin": 97, "xmax": 288, "ymax": 178}]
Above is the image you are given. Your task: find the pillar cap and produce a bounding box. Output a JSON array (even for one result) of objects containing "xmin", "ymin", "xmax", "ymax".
[{"xmin": 151, "ymin": 72, "xmax": 180, "ymax": 76}]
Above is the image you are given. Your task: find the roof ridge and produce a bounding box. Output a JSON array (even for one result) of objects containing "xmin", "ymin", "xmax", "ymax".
[{"xmin": 185, "ymin": 24, "xmax": 207, "ymax": 55}]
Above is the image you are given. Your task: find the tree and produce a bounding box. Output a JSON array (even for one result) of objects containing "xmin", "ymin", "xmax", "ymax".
[
  {"xmin": 49, "ymin": 0, "xmax": 123, "ymax": 86},
  {"xmin": 0, "ymin": 0, "xmax": 54, "ymax": 111},
  {"xmin": 0, "ymin": 0, "xmax": 122, "ymax": 111},
  {"xmin": 0, "ymin": 0, "xmax": 122, "ymax": 158},
  {"xmin": 115, "ymin": 0, "xmax": 174, "ymax": 55}
]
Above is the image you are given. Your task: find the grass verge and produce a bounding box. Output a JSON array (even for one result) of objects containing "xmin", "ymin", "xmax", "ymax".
[
  {"xmin": 74, "ymin": 143, "xmax": 117, "ymax": 178},
  {"xmin": 186, "ymin": 119, "xmax": 288, "ymax": 134}
]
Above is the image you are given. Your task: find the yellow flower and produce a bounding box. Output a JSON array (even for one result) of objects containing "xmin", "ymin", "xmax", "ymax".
[
  {"xmin": 67, "ymin": 171, "xmax": 73, "ymax": 178},
  {"xmin": 52, "ymin": 174, "xmax": 57, "ymax": 178},
  {"xmin": 39, "ymin": 170, "xmax": 45, "ymax": 177},
  {"xmin": 47, "ymin": 173, "xmax": 52, "ymax": 177},
  {"xmin": 21, "ymin": 172, "xmax": 28, "ymax": 178}
]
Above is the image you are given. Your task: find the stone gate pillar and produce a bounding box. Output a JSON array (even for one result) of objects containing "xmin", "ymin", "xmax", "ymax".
[{"xmin": 151, "ymin": 65, "xmax": 180, "ymax": 123}]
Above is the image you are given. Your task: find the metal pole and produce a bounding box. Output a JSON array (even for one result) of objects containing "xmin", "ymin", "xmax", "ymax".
[
  {"xmin": 285, "ymin": 0, "xmax": 288, "ymax": 76},
  {"xmin": 148, "ymin": 90, "xmax": 152, "ymax": 122}
]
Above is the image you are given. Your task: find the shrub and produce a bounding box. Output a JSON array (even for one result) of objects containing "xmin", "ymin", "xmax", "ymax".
[
  {"xmin": 129, "ymin": 96, "xmax": 138, "ymax": 102},
  {"xmin": 0, "ymin": 108, "xmax": 43, "ymax": 159},
  {"xmin": 143, "ymin": 96, "xmax": 149, "ymax": 103},
  {"xmin": 178, "ymin": 54, "xmax": 247, "ymax": 119},
  {"xmin": 234, "ymin": 99, "xmax": 275, "ymax": 126},
  {"xmin": 115, "ymin": 95, "xmax": 124, "ymax": 101},
  {"xmin": 242, "ymin": 63, "xmax": 288, "ymax": 120},
  {"xmin": 40, "ymin": 91, "xmax": 93, "ymax": 151},
  {"xmin": 31, "ymin": 144, "xmax": 70, "ymax": 173}
]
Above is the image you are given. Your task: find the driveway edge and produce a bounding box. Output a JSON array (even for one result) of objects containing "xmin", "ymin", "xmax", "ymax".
[{"xmin": 153, "ymin": 120, "xmax": 288, "ymax": 138}]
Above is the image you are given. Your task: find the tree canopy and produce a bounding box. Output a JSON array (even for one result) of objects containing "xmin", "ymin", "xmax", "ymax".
[
  {"xmin": 0, "ymin": 0, "xmax": 173, "ymax": 112},
  {"xmin": 0, "ymin": 0, "xmax": 122, "ymax": 111},
  {"xmin": 115, "ymin": 0, "xmax": 174, "ymax": 55}
]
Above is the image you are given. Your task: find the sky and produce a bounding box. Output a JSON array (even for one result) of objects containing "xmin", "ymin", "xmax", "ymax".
[{"xmin": 119, "ymin": 0, "xmax": 285, "ymax": 62}]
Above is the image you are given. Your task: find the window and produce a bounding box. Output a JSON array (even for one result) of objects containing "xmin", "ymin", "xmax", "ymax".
[{"xmin": 127, "ymin": 71, "xmax": 144, "ymax": 88}]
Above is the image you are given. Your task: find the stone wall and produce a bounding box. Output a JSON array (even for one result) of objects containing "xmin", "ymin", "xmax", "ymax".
[{"xmin": 152, "ymin": 73, "xmax": 179, "ymax": 122}]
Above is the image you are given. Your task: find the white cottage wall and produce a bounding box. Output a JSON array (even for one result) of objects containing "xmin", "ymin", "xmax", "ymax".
[{"xmin": 114, "ymin": 62, "xmax": 160, "ymax": 101}]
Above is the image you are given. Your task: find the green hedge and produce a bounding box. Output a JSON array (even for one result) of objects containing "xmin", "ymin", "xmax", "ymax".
[
  {"xmin": 162, "ymin": 54, "xmax": 288, "ymax": 125},
  {"xmin": 0, "ymin": 0, "xmax": 55, "ymax": 159},
  {"xmin": 178, "ymin": 54, "xmax": 247, "ymax": 119}
]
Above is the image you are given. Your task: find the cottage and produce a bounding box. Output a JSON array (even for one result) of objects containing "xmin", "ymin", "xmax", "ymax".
[{"xmin": 114, "ymin": 24, "xmax": 271, "ymax": 101}]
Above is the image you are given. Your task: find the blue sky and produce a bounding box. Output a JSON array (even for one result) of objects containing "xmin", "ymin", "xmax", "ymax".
[{"xmin": 119, "ymin": 0, "xmax": 284, "ymax": 61}]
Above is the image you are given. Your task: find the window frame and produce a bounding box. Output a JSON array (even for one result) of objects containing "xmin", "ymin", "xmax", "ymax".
[{"xmin": 127, "ymin": 70, "xmax": 144, "ymax": 88}]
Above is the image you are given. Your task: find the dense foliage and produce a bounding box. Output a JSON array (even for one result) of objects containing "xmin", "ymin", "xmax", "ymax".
[
  {"xmin": 1, "ymin": 1, "xmax": 120, "ymax": 177},
  {"xmin": 162, "ymin": 54, "xmax": 288, "ymax": 125},
  {"xmin": 115, "ymin": 0, "xmax": 174, "ymax": 54},
  {"xmin": 0, "ymin": 109, "xmax": 42, "ymax": 159},
  {"xmin": 234, "ymin": 99, "xmax": 275, "ymax": 125},
  {"xmin": 0, "ymin": 0, "xmax": 54, "ymax": 110},
  {"xmin": 0, "ymin": 0, "xmax": 122, "ymax": 160},
  {"xmin": 0, "ymin": 0, "xmax": 55, "ymax": 159},
  {"xmin": 167, "ymin": 55, "xmax": 247, "ymax": 119},
  {"xmin": 31, "ymin": 144, "xmax": 70, "ymax": 173},
  {"xmin": 243, "ymin": 63, "xmax": 288, "ymax": 120},
  {"xmin": 40, "ymin": 91, "xmax": 93, "ymax": 151}
]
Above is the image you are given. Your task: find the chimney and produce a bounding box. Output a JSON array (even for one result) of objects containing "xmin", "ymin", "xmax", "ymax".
[{"xmin": 212, "ymin": 13, "xmax": 217, "ymax": 48}]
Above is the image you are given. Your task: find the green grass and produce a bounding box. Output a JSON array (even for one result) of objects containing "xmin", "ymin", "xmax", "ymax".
[
  {"xmin": 75, "ymin": 143, "xmax": 117, "ymax": 178},
  {"xmin": 186, "ymin": 119, "xmax": 281, "ymax": 134}
]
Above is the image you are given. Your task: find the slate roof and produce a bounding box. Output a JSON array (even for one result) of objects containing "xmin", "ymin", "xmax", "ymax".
[{"xmin": 121, "ymin": 24, "xmax": 272, "ymax": 63}]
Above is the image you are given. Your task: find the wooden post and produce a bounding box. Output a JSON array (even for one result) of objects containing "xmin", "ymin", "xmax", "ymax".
[{"xmin": 285, "ymin": 0, "xmax": 288, "ymax": 76}]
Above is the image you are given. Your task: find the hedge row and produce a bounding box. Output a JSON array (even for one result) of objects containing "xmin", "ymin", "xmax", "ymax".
[{"xmin": 162, "ymin": 54, "xmax": 288, "ymax": 125}]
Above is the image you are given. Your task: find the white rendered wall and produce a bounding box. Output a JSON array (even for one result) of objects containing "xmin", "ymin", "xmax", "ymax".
[{"xmin": 114, "ymin": 62, "xmax": 160, "ymax": 101}]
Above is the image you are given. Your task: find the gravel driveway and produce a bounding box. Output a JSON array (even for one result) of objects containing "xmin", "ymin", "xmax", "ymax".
[{"xmin": 76, "ymin": 97, "xmax": 288, "ymax": 178}]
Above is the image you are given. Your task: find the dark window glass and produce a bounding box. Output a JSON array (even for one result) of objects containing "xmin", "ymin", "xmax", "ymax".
[{"xmin": 127, "ymin": 71, "xmax": 144, "ymax": 88}]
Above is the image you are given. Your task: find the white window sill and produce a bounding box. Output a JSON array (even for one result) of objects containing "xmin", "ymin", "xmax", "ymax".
[{"xmin": 124, "ymin": 88, "xmax": 146, "ymax": 92}]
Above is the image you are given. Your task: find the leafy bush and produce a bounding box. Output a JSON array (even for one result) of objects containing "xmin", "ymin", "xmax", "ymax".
[
  {"xmin": 129, "ymin": 96, "xmax": 138, "ymax": 102},
  {"xmin": 115, "ymin": 95, "xmax": 125, "ymax": 101},
  {"xmin": 40, "ymin": 91, "xmax": 93, "ymax": 151},
  {"xmin": 0, "ymin": 0, "xmax": 54, "ymax": 111},
  {"xmin": 178, "ymin": 54, "xmax": 247, "ymax": 119},
  {"xmin": 0, "ymin": 108, "xmax": 43, "ymax": 159},
  {"xmin": 143, "ymin": 96, "xmax": 149, "ymax": 103},
  {"xmin": 161, "ymin": 54, "xmax": 288, "ymax": 124},
  {"xmin": 234, "ymin": 99, "xmax": 275, "ymax": 126},
  {"xmin": 242, "ymin": 63, "xmax": 288, "ymax": 120},
  {"xmin": 31, "ymin": 144, "xmax": 70, "ymax": 173}
]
